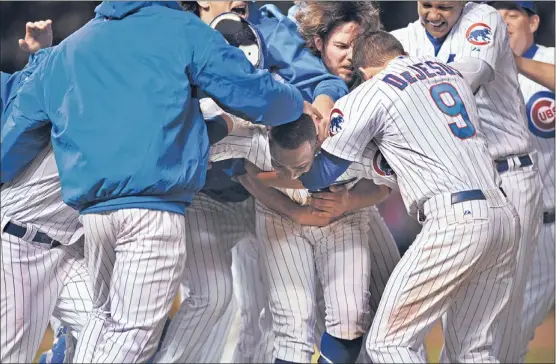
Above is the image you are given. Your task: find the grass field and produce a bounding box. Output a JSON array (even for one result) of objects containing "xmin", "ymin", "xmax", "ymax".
[{"xmin": 35, "ymin": 300, "xmax": 555, "ymax": 363}]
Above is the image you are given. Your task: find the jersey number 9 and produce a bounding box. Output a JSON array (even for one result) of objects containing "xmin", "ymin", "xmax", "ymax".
[{"xmin": 430, "ymin": 83, "xmax": 476, "ymax": 139}]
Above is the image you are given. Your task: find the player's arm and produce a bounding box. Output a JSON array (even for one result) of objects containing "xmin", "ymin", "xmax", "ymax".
[
  {"xmin": 2, "ymin": 19, "xmax": 54, "ymax": 123},
  {"xmin": 451, "ymin": 9, "xmax": 504, "ymax": 91},
  {"xmin": 514, "ymin": 56, "xmax": 555, "ymax": 92},
  {"xmin": 299, "ymin": 93, "xmax": 383, "ymax": 191},
  {"xmin": 188, "ymin": 20, "xmax": 320, "ymax": 127},
  {"xmin": 1, "ymin": 59, "xmax": 51, "ymax": 183},
  {"xmin": 308, "ymin": 179, "xmax": 391, "ymax": 219},
  {"xmin": 237, "ymin": 172, "xmax": 334, "ymax": 227}
]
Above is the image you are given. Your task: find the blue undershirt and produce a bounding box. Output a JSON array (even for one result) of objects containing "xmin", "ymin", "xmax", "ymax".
[{"xmin": 299, "ymin": 150, "xmax": 352, "ymax": 191}]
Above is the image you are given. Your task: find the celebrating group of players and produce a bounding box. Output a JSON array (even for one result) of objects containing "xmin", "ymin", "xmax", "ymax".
[{"xmin": 1, "ymin": 1, "xmax": 554, "ymax": 363}]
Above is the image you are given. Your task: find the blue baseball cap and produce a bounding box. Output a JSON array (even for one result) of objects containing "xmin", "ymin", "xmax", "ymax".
[{"xmin": 514, "ymin": 1, "xmax": 537, "ymax": 14}]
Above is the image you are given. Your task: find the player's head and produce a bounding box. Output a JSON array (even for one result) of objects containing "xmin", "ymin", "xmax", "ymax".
[
  {"xmin": 353, "ymin": 30, "xmax": 406, "ymax": 81},
  {"xmin": 269, "ymin": 114, "xmax": 318, "ymax": 180},
  {"xmin": 417, "ymin": 1, "xmax": 465, "ymax": 39},
  {"xmin": 490, "ymin": 1, "xmax": 539, "ymax": 56},
  {"xmin": 180, "ymin": 1, "xmax": 248, "ymax": 24},
  {"xmin": 296, "ymin": 1, "xmax": 382, "ymax": 83}
]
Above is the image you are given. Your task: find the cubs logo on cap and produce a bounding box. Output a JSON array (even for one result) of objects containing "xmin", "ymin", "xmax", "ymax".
[
  {"xmin": 465, "ymin": 23, "xmax": 492, "ymax": 46},
  {"xmin": 329, "ymin": 108, "xmax": 344, "ymax": 136},
  {"xmin": 526, "ymin": 91, "xmax": 555, "ymax": 139},
  {"xmin": 372, "ymin": 152, "xmax": 393, "ymax": 177}
]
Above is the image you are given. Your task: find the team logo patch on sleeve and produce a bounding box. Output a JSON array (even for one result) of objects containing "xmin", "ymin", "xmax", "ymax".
[
  {"xmin": 526, "ymin": 91, "xmax": 555, "ymax": 139},
  {"xmin": 465, "ymin": 23, "xmax": 492, "ymax": 46},
  {"xmin": 329, "ymin": 108, "xmax": 344, "ymax": 136},
  {"xmin": 372, "ymin": 152, "xmax": 393, "ymax": 177}
]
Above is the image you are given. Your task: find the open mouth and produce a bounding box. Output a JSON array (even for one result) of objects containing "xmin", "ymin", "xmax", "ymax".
[
  {"xmin": 427, "ymin": 20, "xmax": 446, "ymax": 31},
  {"xmin": 231, "ymin": 4, "xmax": 247, "ymax": 16}
]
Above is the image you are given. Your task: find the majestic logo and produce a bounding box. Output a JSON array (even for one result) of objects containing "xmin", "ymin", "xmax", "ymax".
[
  {"xmin": 372, "ymin": 151, "xmax": 393, "ymax": 177},
  {"xmin": 526, "ymin": 91, "xmax": 555, "ymax": 139},
  {"xmin": 329, "ymin": 108, "xmax": 344, "ymax": 136},
  {"xmin": 465, "ymin": 23, "xmax": 492, "ymax": 46}
]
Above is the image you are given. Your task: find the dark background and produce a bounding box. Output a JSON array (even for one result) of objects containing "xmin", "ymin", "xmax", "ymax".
[{"xmin": 1, "ymin": 1, "xmax": 554, "ymax": 252}]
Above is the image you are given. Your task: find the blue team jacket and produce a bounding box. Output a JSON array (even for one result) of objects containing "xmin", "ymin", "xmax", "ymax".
[{"xmin": 1, "ymin": 1, "xmax": 304, "ymax": 215}]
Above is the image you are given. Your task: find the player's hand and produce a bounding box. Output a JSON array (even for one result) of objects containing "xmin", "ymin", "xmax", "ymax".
[
  {"xmin": 19, "ymin": 20, "xmax": 53, "ymax": 53},
  {"xmin": 307, "ymin": 184, "xmax": 350, "ymax": 219},
  {"xmin": 302, "ymin": 101, "xmax": 327, "ymax": 143},
  {"xmin": 311, "ymin": 95, "xmax": 334, "ymax": 146},
  {"xmin": 291, "ymin": 206, "xmax": 333, "ymax": 227}
]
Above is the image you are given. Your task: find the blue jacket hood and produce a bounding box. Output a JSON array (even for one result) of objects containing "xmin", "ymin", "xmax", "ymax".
[{"xmin": 95, "ymin": 1, "xmax": 182, "ymax": 19}]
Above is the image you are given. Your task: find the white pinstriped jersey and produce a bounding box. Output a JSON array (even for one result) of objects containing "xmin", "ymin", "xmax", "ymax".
[
  {"xmin": 519, "ymin": 45, "xmax": 555, "ymax": 209},
  {"xmin": 0, "ymin": 144, "xmax": 83, "ymax": 245},
  {"xmin": 392, "ymin": 2, "xmax": 532, "ymax": 160},
  {"xmin": 322, "ymin": 55, "xmax": 500, "ymax": 217},
  {"xmin": 210, "ymin": 121, "xmax": 395, "ymax": 205}
]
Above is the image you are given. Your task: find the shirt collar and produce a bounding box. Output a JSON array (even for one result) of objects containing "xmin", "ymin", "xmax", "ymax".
[{"xmin": 522, "ymin": 43, "xmax": 539, "ymax": 59}]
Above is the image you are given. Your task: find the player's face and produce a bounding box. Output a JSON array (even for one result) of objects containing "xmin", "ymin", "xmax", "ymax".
[
  {"xmin": 270, "ymin": 142, "xmax": 315, "ymax": 180},
  {"xmin": 497, "ymin": 9, "xmax": 539, "ymax": 56},
  {"xmin": 198, "ymin": 1, "xmax": 248, "ymax": 24},
  {"xmin": 418, "ymin": 1, "xmax": 464, "ymax": 39},
  {"xmin": 317, "ymin": 21, "xmax": 361, "ymax": 83}
]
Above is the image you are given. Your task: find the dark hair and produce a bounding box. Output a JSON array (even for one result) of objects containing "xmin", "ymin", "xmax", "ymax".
[
  {"xmin": 353, "ymin": 30, "xmax": 405, "ymax": 69},
  {"xmin": 180, "ymin": 1, "xmax": 200, "ymax": 16},
  {"xmin": 489, "ymin": 1, "xmax": 535, "ymax": 16},
  {"xmin": 296, "ymin": 1, "xmax": 382, "ymax": 57},
  {"xmin": 269, "ymin": 114, "xmax": 317, "ymax": 150}
]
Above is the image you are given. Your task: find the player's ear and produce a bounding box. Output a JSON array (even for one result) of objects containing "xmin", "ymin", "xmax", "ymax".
[
  {"xmin": 529, "ymin": 14, "xmax": 540, "ymax": 33},
  {"xmin": 314, "ymin": 35, "xmax": 324, "ymax": 54}
]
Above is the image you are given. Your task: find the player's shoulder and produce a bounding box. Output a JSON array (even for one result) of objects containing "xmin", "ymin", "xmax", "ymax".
[
  {"xmin": 458, "ymin": 2, "xmax": 503, "ymax": 28},
  {"xmin": 534, "ymin": 45, "xmax": 555, "ymax": 64}
]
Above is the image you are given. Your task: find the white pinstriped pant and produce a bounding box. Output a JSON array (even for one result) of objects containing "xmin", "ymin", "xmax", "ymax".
[
  {"xmin": 250, "ymin": 206, "xmax": 409, "ymax": 363},
  {"xmin": 1, "ymin": 232, "xmax": 91, "ymax": 363},
  {"xmin": 154, "ymin": 194, "xmax": 263, "ymax": 363},
  {"xmin": 256, "ymin": 200, "xmax": 372, "ymax": 363},
  {"xmin": 519, "ymin": 217, "xmax": 555, "ymax": 360},
  {"xmin": 367, "ymin": 189, "xmax": 520, "ymax": 363},
  {"xmin": 73, "ymin": 209, "xmax": 186, "ymax": 363}
]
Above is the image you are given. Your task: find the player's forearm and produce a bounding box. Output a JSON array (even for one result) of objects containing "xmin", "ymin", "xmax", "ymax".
[
  {"xmin": 244, "ymin": 161, "xmax": 305, "ymax": 189},
  {"xmin": 514, "ymin": 56, "xmax": 555, "ymax": 92},
  {"xmin": 237, "ymin": 173, "xmax": 302, "ymax": 218},
  {"xmin": 450, "ymin": 57, "xmax": 494, "ymax": 93},
  {"xmin": 347, "ymin": 179, "xmax": 391, "ymax": 211}
]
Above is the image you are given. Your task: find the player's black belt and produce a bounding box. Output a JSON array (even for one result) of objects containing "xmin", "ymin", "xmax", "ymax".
[
  {"xmin": 544, "ymin": 211, "xmax": 555, "ymax": 224},
  {"xmin": 419, "ymin": 188, "xmax": 506, "ymax": 222},
  {"xmin": 495, "ymin": 154, "xmax": 533, "ymax": 173},
  {"xmin": 451, "ymin": 187, "xmax": 507, "ymax": 205},
  {"xmin": 3, "ymin": 221, "xmax": 61, "ymax": 248}
]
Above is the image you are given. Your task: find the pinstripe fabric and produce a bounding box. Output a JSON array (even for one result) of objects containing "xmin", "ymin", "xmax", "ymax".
[
  {"xmin": 520, "ymin": 220, "xmax": 555, "ymax": 360},
  {"xmin": 73, "ymin": 209, "xmax": 186, "ymax": 363},
  {"xmin": 231, "ymin": 237, "xmax": 269, "ymax": 363},
  {"xmin": 256, "ymin": 200, "xmax": 372, "ymax": 363},
  {"xmin": 153, "ymin": 194, "xmax": 256, "ymax": 363},
  {"xmin": 367, "ymin": 189, "xmax": 520, "ymax": 363},
  {"xmin": 1, "ymin": 235, "xmax": 91, "ymax": 363}
]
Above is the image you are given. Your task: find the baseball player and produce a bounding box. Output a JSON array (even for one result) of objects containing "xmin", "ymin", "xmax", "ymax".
[
  {"xmin": 295, "ymin": 31, "xmax": 520, "ymax": 363},
  {"xmin": 492, "ymin": 1, "xmax": 555, "ymax": 360},
  {"xmin": 1, "ymin": 21, "xmax": 92, "ymax": 364},
  {"xmin": 390, "ymin": 2, "xmax": 542, "ymax": 361},
  {"xmin": 154, "ymin": 4, "xmax": 348, "ymax": 363},
  {"xmin": 1, "ymin": 1, "xmax": 318, "ymax": 362}
]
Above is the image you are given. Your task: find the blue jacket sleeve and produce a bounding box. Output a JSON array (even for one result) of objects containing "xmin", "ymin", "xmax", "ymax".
[
  {"xmin": 257, "ymin": 5, "xmax": 348, "ymax": 103},
  {"xmin": 1, "ymin": 48, "xmax": 53, "ymax": 125},
  {"xmin": 189, "ymin": 23, "xmax": 304, "ymax": 127},
  {"xmin": 298, "ymin": 150, "xmax": 351, "ymax": 191},
  {"xmin": 1, "ymin": 58, "xmax": 51, "ymax": 183}
]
